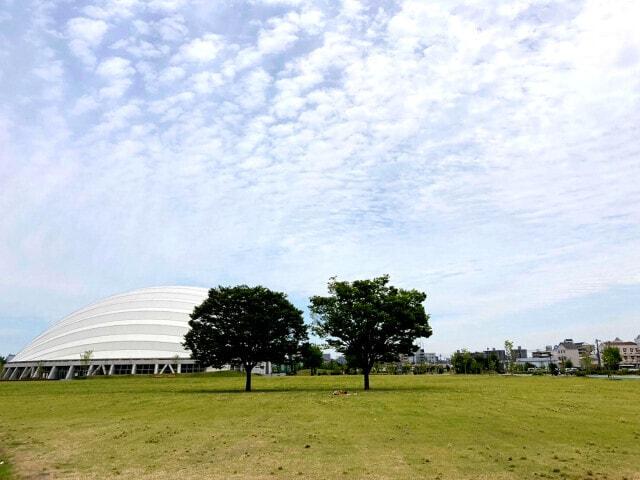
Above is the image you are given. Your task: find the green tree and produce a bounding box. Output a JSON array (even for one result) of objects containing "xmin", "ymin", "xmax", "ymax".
[
  {"xmin": 548, "ymin": 362, "xmax": 559, "ymax": 375},
  {"xmin": 184, "ymin": 285, "xmax": 307, "ymax": 391},
  {"xmin": 564, "ymin": 358, "xmax": 574, "ymax": 369},
  {"xmin": 310, "ymin": 275, "xmax": 431, "ymax": 390},
  {"xmin": 487, "ymin": 352, "xmax": 501, "ymax": 373},
  {"xmin": 602, "ymin": 346, "xmax": 622, "ymax": 377},
  {"xmin": 0, "ymin": 355, "xmax": 6, "ymax": 374},
  {"xmin": 451, "ymin": 350, "xmax": 473, "ymax": 374},
  {"xmin": 504, "ymin": 340, "xmax": 515, "ymax": 374},
  {"xmin": 79, "ymin": 350, "xmax": 93, "ymax": 377},
  {"xmin": 300, "ymin": 343, "xmax": 323, "ymax": 375},
  {"xmin": 580, "ymin": 349, "xmax": 594, "ymax": 373}
]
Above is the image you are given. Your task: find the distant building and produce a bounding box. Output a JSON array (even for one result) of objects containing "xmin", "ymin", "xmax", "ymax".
[
  {"xmin": 516, "ymin": 356, "xmax": 551, "ymax": 368},
  {"xmin": 411, "ymin": 348, "xmax": 438, "ymax": 364},
  {"xmin": 474, "ymin": 347, "xmax": 527, "ymax": 364},
  {"xmin": 532, "ymin": 349, "xmax": 552, "ymax": 359},
  {"xmin": 601, "ymin": 337, "xmax": 640, "ymax": 368},
  {"xmin": 322, "ymin": 353, "xmax": 332, "ymax": 362},
  {"xmin": 552, "ymin": 339, "xmax": 594, "ymax": 367}
]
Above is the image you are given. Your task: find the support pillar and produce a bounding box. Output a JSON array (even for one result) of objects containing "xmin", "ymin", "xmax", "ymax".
[
  {"xmin": 10, "ymin": 367, "xmax": 20, "ymax": 380},
  {"xmin": 48, "ymin": 366, "xmax": 57, "ymax": 380},
  {"xmin": 20, "ymin": 366, "xmax": 31, "ymax": 380},
  {"xmin": 131, "ymin": 364, "xmax": 137, "ymax": 375},
  {"xmin": 177, "ymin": 363, "xmax": 181, "ymax": 374},
  {"xmin": 108, "ymin": 364, "xmax": 115, "ymax": 376},
  {"xmin": 66, "ymin": 365, "xmax": 75, "ymax": 380},
  {"xmin": 87, "ymin": 364, "xmax": 94, "ymax": 377},
  {"xmin": 154, "ymin": 364, "xmax": 159, "ymax": 374},
  {"xmin": 1, "ymin": 367, "xmax": 10, "ymax": 380}
]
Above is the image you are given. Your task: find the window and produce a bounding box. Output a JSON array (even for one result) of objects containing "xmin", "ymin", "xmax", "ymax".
[
  {"xmin": 113, "ymin": 364, "xmax": 132, "ymax": 375},
  {"xmin": 180, "ymin": 363, "xmax": 204, "ymax": 374},
  {"xmin": 135, "ymin": 364, "xmax": 155, "ymax": 374}
]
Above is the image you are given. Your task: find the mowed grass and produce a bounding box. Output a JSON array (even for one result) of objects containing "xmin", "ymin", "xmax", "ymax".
[{"xmin": 1, "ymin": 374, "xmax": 639, "ymax": 480}]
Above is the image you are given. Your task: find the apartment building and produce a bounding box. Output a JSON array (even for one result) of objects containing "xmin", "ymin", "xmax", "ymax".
[
  {"xmin": 552, "ymin": 339, "xmax": 594, "ymax": 367},
  {"xmin": 602, "ymin": 337, "xmax": 640, "ymax": 368}
]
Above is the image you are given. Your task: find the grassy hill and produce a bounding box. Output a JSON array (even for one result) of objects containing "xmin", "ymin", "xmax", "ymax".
[{"xmin": 1, "ymin": 374, "xmax": 638, "ymax": 479}]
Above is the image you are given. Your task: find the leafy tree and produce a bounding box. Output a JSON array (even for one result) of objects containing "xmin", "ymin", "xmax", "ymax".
[
  {"xmin": 78, "ymin": 350, "xmax": 93, "ymax": 378},
  {"xmin": 451, "ymin": 350, "xmax": 473, "ymax": 374},
  {"xmin": 580, "ymin": 350, "xmax": 594, "ymax": 373},
  {"xmin": 504, "ymin": 340, "xmax": 515, "ymax": 374},
  {"xmin": 548, "ymin": 362, "xmax": 559, "ymax": 376},
  {"xmin": 184, "ymin": 285, "xmax": 307, "ymax": 391},
  {"xmin": 310, "ymin": 275, "xmax": 431, "ymax": 390},
  {"xmin": 300, "ymin": 343, "xmax": 324, "ymax": 375},
  {"xmin": 0, "ymin": 355, "xmax": 5, "ymax": 374},
  {"xmin": 487, "ymin": 352, "xmax": 501, "ymax": 373},
  {"xmin": 564, "ymin": 358, "xmax": 574, "ymax": 369},
  {"xmin": 602, "ymin": 346, "xmax": 622, "ymax": 377}
]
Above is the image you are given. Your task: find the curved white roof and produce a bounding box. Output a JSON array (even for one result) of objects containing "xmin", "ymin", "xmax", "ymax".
[{"xmin": 11, "ymin": 286, "xmax": 209, "ymax": 362}]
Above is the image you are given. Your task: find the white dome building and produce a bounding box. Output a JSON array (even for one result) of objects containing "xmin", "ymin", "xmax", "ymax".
[{"xmin": 3, "ymin": 286, "xmax": 268, "ymax": 381}]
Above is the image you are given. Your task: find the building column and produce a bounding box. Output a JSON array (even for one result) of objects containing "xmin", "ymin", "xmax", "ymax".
[
  {"xmin": 108, "ymin": 364, "xmax": 115, "ymax": 376},
  {"xmin": 154, "ymin": 364, "xmax": 159, "ymax": 374},
  {"xmin": 87, "ymin": 364, "xmax": 94, "ymax": 376},
  {"xmin": 131, "ymin": 364, "xmax": 137, "ymax": 375},
  {"xmin": 66, "ymin": 365, "xmax": 75, "ymax": 380},
  {"xmin": 19, "ymin": 366, "xmax": 31, "ymax": 380},
  {"xmin": 48, "ymin": 366, "xmax": 57, "ymax": 380},
  {"xmin": 9, "ymin": 367, "xmax": 20, "ymax": 380},
  {"xmin": 177, "ymin": 363, "xmax": 181, "ymax": 374},
  {"xmin": 1, "ymin": 367, "xmax": 11, "ymax": 380}
]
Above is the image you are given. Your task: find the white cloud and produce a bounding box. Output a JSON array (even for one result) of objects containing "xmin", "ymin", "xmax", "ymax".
[
  {"xmin": 191, "ymin": 71, "xmax": 224, "ymax": 94},
  {"xmin": 96, "ymin": 56, "xmax": 135, "ymax": 77},
  {"xmin": 71, "ymin": 95, "xmax": 99, "ymax": 115},
  {"xmin": 158, "ymin": 65, "xmax": 186, "ymax": 83},
  {"xmin": 175, "ymin": 34, "xmax": 224, "ymax": 63},
  {"xmin": 2, "ymin": 0, "xmax": 640, "ymax": 356},
  {"xmin": 66, "ymin": 17, "xmax": 109, "ymax": 66},
  {"xmin": 154, "ymin": 15, "xmax": 188, "ymax": 42},
  {"xmin": 96, "ymin": 56, "xmax": 136, "ymax": 98}
]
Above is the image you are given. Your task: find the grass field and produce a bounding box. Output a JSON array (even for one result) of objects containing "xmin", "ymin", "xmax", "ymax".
[{"xmin": 1, "ymin": 374, "xmax": 639, "ymax": 480}]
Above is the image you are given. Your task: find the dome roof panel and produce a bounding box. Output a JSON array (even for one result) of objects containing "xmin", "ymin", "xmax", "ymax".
[{"xmin": 11, "ymin": 286, "xmax": 209, "ymax": 362}]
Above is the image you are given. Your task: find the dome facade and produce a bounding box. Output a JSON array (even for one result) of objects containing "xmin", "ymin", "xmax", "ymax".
[{"xmin": 11, "ymin": 286, "xmax": 209, "ymax": 362}]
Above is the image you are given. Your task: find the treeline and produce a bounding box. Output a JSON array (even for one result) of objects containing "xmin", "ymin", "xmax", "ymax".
[
  {"xmin": 451, "ymin": 350, "xmax": 504, "ymax": 374},
  {"xmin": 294, "ymin": 360, "xmax": 448, "ymax": 376}
]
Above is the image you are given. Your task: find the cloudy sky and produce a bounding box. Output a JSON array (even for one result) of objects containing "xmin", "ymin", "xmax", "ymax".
[{"xmin": 1, "ymin": 0, "xmax": 639, "ymax": 357}]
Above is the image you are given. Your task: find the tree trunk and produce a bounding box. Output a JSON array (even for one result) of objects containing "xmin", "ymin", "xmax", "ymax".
[
  {"xmin": 245, "ymin": 365, "xmax": 253, "ymax": 392},
  {"xmin": 363, "ymin": 368, "xmax": 370, "ymax": 390}
]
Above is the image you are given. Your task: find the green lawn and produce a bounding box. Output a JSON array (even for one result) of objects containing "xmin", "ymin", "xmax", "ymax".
[{"xmin": 1, "ymin": 374, "xmax": 639, "ymax": 479}]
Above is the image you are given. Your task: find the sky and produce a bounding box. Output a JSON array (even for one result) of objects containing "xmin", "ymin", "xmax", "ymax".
[{"xmin": 1, "ymin": 0, "xmax": 639, "ymax": 358}]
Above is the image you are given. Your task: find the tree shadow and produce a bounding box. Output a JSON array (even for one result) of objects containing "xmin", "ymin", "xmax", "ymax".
[{"xmin": 175, "ymin": 384, "xmax": 449, "ymax": 395}]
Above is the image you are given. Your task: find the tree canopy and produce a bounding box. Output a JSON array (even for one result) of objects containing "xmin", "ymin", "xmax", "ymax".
[
  {"xmin": 310, "ymin": 275, "xmax": 431, "ymax": 390},
  {"xmin": 184, "ymin": 285, "xmax": 307, "ymax": 391},
  {"xmin": 300, "ymin": 342, "xmax": 324, "ymax": 375},
  {"xmin": 602, "ymin": 346, "xmax": 622, "ymax": 374}
]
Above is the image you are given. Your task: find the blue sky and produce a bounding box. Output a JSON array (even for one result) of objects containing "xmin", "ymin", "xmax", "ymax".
[{"xmin": 1, "ymin": 0, "xmax": 639, "ymax": 358}]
